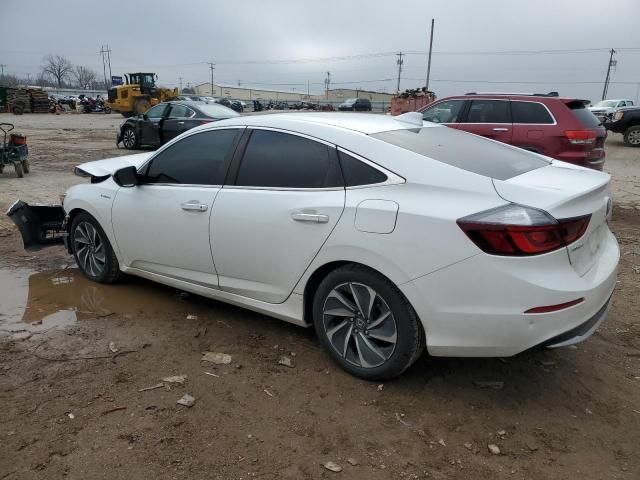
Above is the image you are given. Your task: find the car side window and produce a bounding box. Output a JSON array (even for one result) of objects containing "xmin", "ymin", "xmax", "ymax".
[
  {"xmin": 464, "ymin": 100, "xmax": 511, "ymax": 123},
  {"xmin": 143, "ymin": 129, "xmax": 241, "ymax": 185},
  {"xmin": 145, "ymin": 104, "xmax": 166, "ymax": 119},
  {"xmin": 511, "ymin": 101, "xmax": 554, "ymax": 124},
  {"xmin": 422, "ymin": 100, "xmax": 464, "ymax": 123},
  {"xmin": 235, "ymin": 130, "xmax": 343, "ymax": 188},
  {"xmin": 168, "ymin": 104, "xmax": 189, "ymax": 118},
  {"xmin": 338, "ymin": 151, "xmax": 387, "ymax": 186}
]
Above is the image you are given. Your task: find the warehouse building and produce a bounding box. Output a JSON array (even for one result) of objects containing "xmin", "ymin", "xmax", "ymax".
[{"xmin": 193, "ymin": 83, "xmax": 394, "ymax": 103}]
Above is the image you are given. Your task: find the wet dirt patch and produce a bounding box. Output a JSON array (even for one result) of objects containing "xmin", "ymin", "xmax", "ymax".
[{"xmin": 0, "ymin": 268, "xmax": 215, "ymax": 339}]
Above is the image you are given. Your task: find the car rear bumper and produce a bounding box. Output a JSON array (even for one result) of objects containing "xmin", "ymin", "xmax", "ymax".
[
  {"xmin": 555, "ymin": 149, "xmax": 605, "ymax": 170},
  {"xmin": 399, "ymin": 229, "xmax": 619, "ymax": 357}
]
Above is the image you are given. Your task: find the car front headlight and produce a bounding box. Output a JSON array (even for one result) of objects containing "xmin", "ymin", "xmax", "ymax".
[{"xmin": 613, "ymin": 111, "xmax": 625, "ymax": 121}]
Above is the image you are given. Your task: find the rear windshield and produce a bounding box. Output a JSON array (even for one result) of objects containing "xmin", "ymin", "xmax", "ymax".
[
  {"xmin": 371, "ymin": 127, "xmax": 549, "ymax": 180},
  {"xmin": 569, "ymin": 104, "xmax": 602, "ymax": 128}
]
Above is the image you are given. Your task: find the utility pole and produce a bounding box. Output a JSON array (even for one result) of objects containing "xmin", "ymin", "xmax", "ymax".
[
  {"xmin": 601, "ymin": 48, "xmax": 616, "ymax": 101},
  {"xmin": 425, "ymin": 19, "xmax": 435, "ymax": 90},
  {"xmin": 178, "ymin": 77, "xmax": 183, "ymax": 92},
  {"xmin": 0, "ymin": 64, "xmax": 6, "ymax": 76},
  {"xmin": 106, "ymin": 45, "xmax": 112, "ymax": 84},
  {"xmin": 99, "ymin": 45, "xmax": 109, "ymax": 88},
  {"xmin": 324, "ymin": 71, "xmax": 331, "ymax": 100},
  {"xmin": 207, "ymin": 62, "xmax": 215, "ymax": 96},
  {"xmin": 396, "ymin": 52, "xmax": 404, "ymax": 94},
  {"xmin": 307, "ymin": 80, "xmax": 310, "ymax": 99}
]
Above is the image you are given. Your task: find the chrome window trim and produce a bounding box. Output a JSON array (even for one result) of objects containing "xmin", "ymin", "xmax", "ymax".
[{"xmin": 138, "ymin": 183, "xmax": 222, "ymax": 189}]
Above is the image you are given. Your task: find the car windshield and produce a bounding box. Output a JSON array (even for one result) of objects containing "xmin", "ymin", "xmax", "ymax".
[
  {"xmin": 343, "ymin": 98, "xmax": 357, "ymax": 104},
  {"xmin": 594, "ymin": 100, "xmax": 617, "ymax": 108},
  {"xmin": 371, "ymin": 127, "xmax": 549, "ymax": 180},
  {"xmin": 197, "ymin": 104, "xmax": 240, "ymax": 117}
]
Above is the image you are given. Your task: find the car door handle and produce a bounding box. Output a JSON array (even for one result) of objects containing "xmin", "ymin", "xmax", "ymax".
[
  {"xmin": 177, "ymin": 121, "xmax": 185, "ymax": 125},
  {"xmin": 181, "ymin": 201, "xmax": 208, "ymax": 212},
  {"xmin": 291, "ymin": 213, "xmax": 329, "ymax": 224},
  {"xmin": 492, "ymin": 127, "xmax": 509, "ymax": 132}
]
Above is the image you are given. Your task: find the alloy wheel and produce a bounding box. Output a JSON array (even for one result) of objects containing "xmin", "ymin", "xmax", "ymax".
[
  {"xmin": 73, "ymin": 221, "xmax": 107, "ymax": 277},
  {"xmin": 629, "ymin": 130, "xmax": 640, "ymax": 145},
  {"xmin": 322, "ymin": 282, "xmax": 398, "ymax": 368},
  {"xmin": 123, "ymin": 128, "xmax": 136, "ymax": 148}
]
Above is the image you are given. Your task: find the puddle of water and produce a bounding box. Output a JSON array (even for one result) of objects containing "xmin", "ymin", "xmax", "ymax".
[{"xmin": 0, "ymin": 268, "xmax": 206, "ymax": 338}]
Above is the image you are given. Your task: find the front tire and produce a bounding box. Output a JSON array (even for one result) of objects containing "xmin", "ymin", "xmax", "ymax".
[
  {"xmin": 623, "ymin": 126, "xmax": 640, "ymax": 147},
  {"xmin": 313, "ymin": 264, "xmax": 425, "ymax": 380},
  {"xmin": 70, "ymin": 213, "xmax": 121, "ymax": 284},
  {"xmin": 121, "ymin": 126, "xmax": 138, "ymax": 150}
]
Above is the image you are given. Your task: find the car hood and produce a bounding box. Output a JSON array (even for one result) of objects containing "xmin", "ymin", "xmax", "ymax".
[{"xmin": 75, "ymin": 152, "xmax": 153, "ymax": 177}]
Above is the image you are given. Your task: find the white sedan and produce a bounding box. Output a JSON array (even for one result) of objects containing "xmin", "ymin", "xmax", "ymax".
[{"xmin": 9, "ymin": 112, "xmax": 619, "ymax": 380}]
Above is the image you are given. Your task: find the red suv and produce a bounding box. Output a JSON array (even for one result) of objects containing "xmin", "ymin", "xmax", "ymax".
[{"xmin": 418, "ymin": 93, "xmax": 606, "ymax": 170}]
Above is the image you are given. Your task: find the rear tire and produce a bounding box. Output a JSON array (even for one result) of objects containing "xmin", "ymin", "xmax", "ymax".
[
  {"xmin": 623, "ymin": 126, "xmax": 640, "ymax": 147},
  {"xmin": 312, "ymin": 264, "xmax": 425, "ymax": 381},
  {"xmin": 70, "ymin": 212, "xmax": 121, "ymax": 284},
  {"xmin": 14, "ymin": 162, "xmax": 24, "ymax": 178}
]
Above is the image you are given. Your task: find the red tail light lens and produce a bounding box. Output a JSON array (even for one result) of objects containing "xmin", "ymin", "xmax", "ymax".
[
  {"xmin": 565, "ymin": 130, "xmax": 597, "ymax": 145},
  {"xmin": 524, "ymin": 298, "xmax": 584, "ymax": 314},
  {"xmin": 457, "ymin": 205, "xmax": 591, "ymax": 256}
]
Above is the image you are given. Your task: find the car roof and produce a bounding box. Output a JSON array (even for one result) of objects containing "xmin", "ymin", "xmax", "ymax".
[{"xmin": 208, "ymin": 112, "xmax": 430, "ymax": 135}]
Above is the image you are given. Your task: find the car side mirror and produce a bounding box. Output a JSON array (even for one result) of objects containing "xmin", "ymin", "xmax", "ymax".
[
  {"xmin": 142, "ymin": 113, "xmax": 148, "ymax": 120},
  {"xmin": 113, "ymin": 166, "xmax": 139, "ymax": 187}
]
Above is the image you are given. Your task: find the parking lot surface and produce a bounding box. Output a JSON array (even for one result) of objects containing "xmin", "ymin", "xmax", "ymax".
[{"xmin": 0, "ymin": 112, "xmax": 638, "ymax": 480}]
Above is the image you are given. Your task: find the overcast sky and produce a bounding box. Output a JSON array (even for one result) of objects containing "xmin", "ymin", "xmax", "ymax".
[{"xmin": 1, "ymin": 0, "xmax": 639, "ymax": 102}]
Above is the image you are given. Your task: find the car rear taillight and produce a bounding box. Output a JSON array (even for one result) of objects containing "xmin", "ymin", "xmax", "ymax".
[
  {"xmin": 200, "ymin": 120, "xmax": 212, "ymax": 125},
  {"xmin": 457, "ymin": 205, "xmax": 591, "ymax": 256},
  {"xmin": 565, "ymin": 130, "xmax": 597, "ymax": 145}
]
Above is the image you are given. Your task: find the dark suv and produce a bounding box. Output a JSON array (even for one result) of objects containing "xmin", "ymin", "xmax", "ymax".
[
  {"xmin": 604, "ymin": 106, "xmax": 640, "ymax": 147},
  {"xmin": 418, "ymin": 93, "xmax": 606, "ymax": 170},
  {"xmin": 338, "ymin": 98, "xmax": 372, "ymax": 111}
]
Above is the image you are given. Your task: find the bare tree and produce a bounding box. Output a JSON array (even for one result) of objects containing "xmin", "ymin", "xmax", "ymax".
[
  {"xmin": 73, "ymin": 65, "xmax": 97, "ymax": 89},
  {"xmin": 41, "ymin": 54, "xmax": 73, "ymax": 87}
]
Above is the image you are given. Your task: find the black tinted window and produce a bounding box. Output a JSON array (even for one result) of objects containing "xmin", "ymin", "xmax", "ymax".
[
  {"xmin": 236, "ymin": 130, "xmax": 342, "ymax": 188},
  {"xmin": 422, "ymin": 100, "xmax": 464, "ymax": 123},
  {"xmin": 339, "ymin": 151, "xmax": 387, "ymax": 186},
  {"xmin": 168, "ymin": 104, "xmax": 190, "ymax": 118},
  {"xmin": 569, "ymin": 104, "xmax": 602, "ymax": 128},
  {"xmin": 371, "ymin": 127, "xmax": 548, "ymax": 181},
  {"xmin": 146, "ymin": 104, "xmax": 166, "ymax": 119},
  {"xmin": 511, "ymin": 101, "xmax": 554, "ymax": 124},
  {"xmin": 144, "ymin": 129, "xmax": 240, "ymax": 185},
  {"xmin": 465, "ymin": 100, "xmax": 511, "ymax": 123}
]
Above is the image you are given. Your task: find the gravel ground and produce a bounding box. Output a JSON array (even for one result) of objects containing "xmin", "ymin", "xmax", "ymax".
[{"xmin": 0, "ymin": 112, "xmax": 638, "ymax": 480}]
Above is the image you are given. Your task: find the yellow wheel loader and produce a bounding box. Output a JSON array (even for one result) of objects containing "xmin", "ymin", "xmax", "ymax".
[{"xmin": 105, "ymin": 73, "xmax": 178, "ymax": 117}]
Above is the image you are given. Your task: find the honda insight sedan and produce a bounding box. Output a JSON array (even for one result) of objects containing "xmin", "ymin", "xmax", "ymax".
[{"xmin": 9, "ymin": 112, "xmax": 619, "ymax": 380}]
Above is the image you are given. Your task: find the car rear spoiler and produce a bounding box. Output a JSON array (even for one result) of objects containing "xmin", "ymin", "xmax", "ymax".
[{"xmin": 6, "ymin": 200, "xmax": 66, "ymax": 251}]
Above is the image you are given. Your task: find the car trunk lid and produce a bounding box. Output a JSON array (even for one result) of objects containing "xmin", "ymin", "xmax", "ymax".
[{"xmin": 492, "ymin": 161, "xmax": 612, "ymax": 276}]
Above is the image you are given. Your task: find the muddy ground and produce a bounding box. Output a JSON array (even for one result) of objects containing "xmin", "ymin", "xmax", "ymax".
[{"xmin": 0, "ymin": 112, "xmax": 639, "ymax": 480}]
